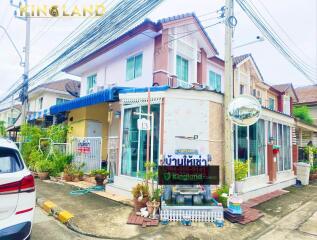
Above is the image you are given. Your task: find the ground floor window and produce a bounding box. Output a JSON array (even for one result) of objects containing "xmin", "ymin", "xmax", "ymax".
[
  {"xmin": 234, "ymin": 119, "xmax": 265, "ymax": 177},
  {"xmin": 268, "ymin": 121, "xmax": 291, "ymax": 171},
  {"xmin": 121, "ymin": 104, "xmax": 160, "ymax": 177}
]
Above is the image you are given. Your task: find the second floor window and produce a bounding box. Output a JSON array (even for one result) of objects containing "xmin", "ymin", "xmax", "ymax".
[
  {"xmin": 209, "ymin": 71, "xmax": 221, "ymax": 92},
  {"xmin": 56, "ymin": 98, "xmax": 69, "ymax": 105},
  {"xmin": 38, "ymin": 97, "xmax": 43, "ymax": 110},
  {"xmin": 176, "ymin": 55, "xmax": 189, "ymax": 82},
  {"xmin": 126, "ymin": 53, "xmax": 143, "ymax": 81},
  {"xmin": 240, "ymin": 84, "xmax": 245, "ymax": 94},
  {"xmin": 268, "ymin": 98, "xmax": 275, "ymax": 110},
  {"xmin": 87, "ymin": 74, "xmax": 97, "ymax": 94}
]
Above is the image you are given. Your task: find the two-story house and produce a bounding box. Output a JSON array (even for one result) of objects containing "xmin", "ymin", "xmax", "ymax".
[
  {"xmin": 27, "ymin": 79, "xmax": 80, "ymax": 126},
  {"xmin": 50, "ymin": 13, "xmax": 226, "ymax": 193},
  {"xmin": 0, "ymin": 104, "xmax": 21, "ymax": 128},
  {"xmin": 211, "ymin": 53, "xmax": 300, "ymax": 199}
]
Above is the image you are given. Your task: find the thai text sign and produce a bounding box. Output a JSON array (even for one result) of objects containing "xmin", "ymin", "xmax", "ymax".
[
  {"xmin": 158, "ymin": 166, "xmax": 220, "ymax": 185},
  {"xmin": 162, "ymin": 154, "xmax": 211, "ymax": 166},
  {"xmin": 77, "ymin": 139, "xmax": 91, "ymax": 154}
]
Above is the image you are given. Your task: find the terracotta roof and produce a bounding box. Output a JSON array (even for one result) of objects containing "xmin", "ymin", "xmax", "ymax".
[
  {"xmin": 295, "ymin": 85, "xmax": 317, "ymax": 104},
  {"xmin": 272, "ymin": 83, "xmax": 299, "ymax": 102},
  {"xmin": 209, "ymin": 56, "xmax": 225, "ymax": 67},
  {"xmin": 30, "ymin": 79, "xmax": 80, "ymax": 94},
  {"xmin": 233, "ymin": 53, "xmax": 265, "ymax": 82},
  {"xmin": 271, "ymin": 83, "xmax": 292, "ymax": 93},
  {"xmin": 64, "ymin": 13, "xmax": 219, "ymax": 72},
  {"xmin": 158, "ymin": 13, "xmax": 218, "ymax": 55},
  {"xmin": 233, "ymin": 54, "xmax": 250, "ymax": 66}
]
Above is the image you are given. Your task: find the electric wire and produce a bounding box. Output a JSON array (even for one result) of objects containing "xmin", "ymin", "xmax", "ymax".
[{"xmin": 236, "ymin": 0, "xmax": 317, "ymax": 83}]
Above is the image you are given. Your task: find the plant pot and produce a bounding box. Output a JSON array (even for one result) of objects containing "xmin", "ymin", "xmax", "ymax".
[
  {"xmin": 235, "ymin": 181, "xmax": 244, "ymax": 194},
  {"xmin": 146, "ymin": 201, "xmax": 154, "ymax": 214},
  {"xmin": 95, "ymin": 174, "xmax": 106, "ymax": 186},
  {"xmin": 63, "ymin": 173, "xmax": 73, "ymax": 182},
  {"xmin": 38, "ymin": 172, "xmax": 49, "ymax": 180},
  {"xmin": 133, "ymin": 197, "xmax": 149, "ymax": 212},
  {"xmin": 310, "ymin": 173, "xmax": 317, "ymax": 181}
]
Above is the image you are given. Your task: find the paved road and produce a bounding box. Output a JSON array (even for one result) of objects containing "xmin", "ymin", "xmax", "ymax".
[{"xmin": 31, "ymin": 207, "xmax": 90, "ymax": 240}]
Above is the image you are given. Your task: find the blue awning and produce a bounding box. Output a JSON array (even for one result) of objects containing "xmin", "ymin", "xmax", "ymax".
[
  {"xmin": 50, "ymin": 87, "xmax": 124, "ymax": 115},
  {"xmin": 119, "ymin": 85, "xmax": 169, "ymax": 94},
  {"xmin": 50, "ymin": 86, "xmax": 169, "ymax": 115}
]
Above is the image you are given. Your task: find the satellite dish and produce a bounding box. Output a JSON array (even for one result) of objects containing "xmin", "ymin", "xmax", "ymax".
[
  {"xmin": 228, "ymin": 95, "xmax": 261, "ymax": 126},
  {"xmin": 65, "ymin": 81, "xmax": 80, "ymax": 98}
]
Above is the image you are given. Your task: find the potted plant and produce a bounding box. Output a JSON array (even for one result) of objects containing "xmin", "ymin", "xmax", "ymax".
[
  {"xmin": 73, "ymin": 170, "xmax": 84, "ymax": 182},
  {"xmin": 35, "ymin": 160, "xmax": 52, "ymax": 180},
  {"xmin": 146, "ymin": 188, "xmax": 161, "ymax": 215},
  {"xmin": 234, "ymin": 160, "xmax": 248, "ymax": 194},
  {"xmin": 131, "ymin": 182, "xmax": 150, "ymax": 212},
  {"xmin": 63, "ymin": 164, "xmax": 74, "ymax": 181},
  {"xmin": 90, "ymin": 169, "xmax": 109, "ymax": 186}
]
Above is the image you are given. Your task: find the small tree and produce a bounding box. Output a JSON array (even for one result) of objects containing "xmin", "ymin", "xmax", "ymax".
[
  {"xmin": 0, "ymin": 121, "xmax": 6, "ymax": 137},
  {"xmin": 293, "ymin": 106, "xmax": 314, "ymax": 125}
]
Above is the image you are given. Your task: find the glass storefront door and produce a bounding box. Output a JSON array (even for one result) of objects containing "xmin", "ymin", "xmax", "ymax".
[{"xmin": 121, "ymin": 104, "xmax": 160, "ymax": 178}]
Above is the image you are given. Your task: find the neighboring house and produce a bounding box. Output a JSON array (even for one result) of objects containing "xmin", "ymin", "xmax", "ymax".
[
  {"xmin": 27, "ymin": 79, "xmax": 80, "ymax": 126},
  {"xmin": 48, "ymin": 14, "xmax": 307, "ymax": 200},
  {"xmin": 293, "ymin": 85, "xmax": 317, "ymax": 149},
  {"xmin": 0, "ymin": 104, "xmax": 21, "ymax": 128},
  {"xmin": 230, "ymin": 54, "xmax": 298, "ymax": 199}
]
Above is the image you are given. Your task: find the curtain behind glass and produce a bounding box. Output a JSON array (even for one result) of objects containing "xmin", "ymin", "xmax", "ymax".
[
  {"xmin": 257, "ymin": 120, "xmax": 265, "ymax": 175},
  {"xmin": 121, "ymin": 108, "xmax": 132, "ymax": 175}
]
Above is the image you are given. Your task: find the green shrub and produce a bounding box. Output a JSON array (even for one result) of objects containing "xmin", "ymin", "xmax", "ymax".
[
  {"xmin": 35, "ymin": 159, "xmax": 52, "ymax": 172},
  {"xmin": 216, "ymin": 185, "xmax": 229, "ymax": 208},
  {"xmin": 49, "ymin": 152, "xmax": 73, "ymax": 177},
  {"xmin": 28, "ymin": 150, "xmax": 45, "ymax": 170},
  {"xmin": 234, "ymin": 160, "xmax": 249, "ymax": 181},
  {"xmin": 293, "ymin": 106, "xmax": 314, "ymax": 125},
  {"xmin": 90, "ymin": 169, "xmax": 109, "ymax": 177},
  {"xmin": 0, "ymin": 121, "xmax": 6, "ymax": 137}
]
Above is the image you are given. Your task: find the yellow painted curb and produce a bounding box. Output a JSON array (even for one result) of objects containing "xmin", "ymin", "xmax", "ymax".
[
  {"xmin": 42, "ymin": 200, "xmax": 57, "ymax": 213},
  {"xmin": 58, "ymin": 210, "xmax": 74, "ymax": 223}
]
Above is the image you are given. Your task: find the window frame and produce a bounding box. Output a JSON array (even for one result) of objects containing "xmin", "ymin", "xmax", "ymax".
[
  {"xmin": 208, "ymin": 70, "xmax": 221, "ymax": 92},
  {"xmin": 268, "ymin": 97, "xmax": 275, "ymax": 110},
  {"xmin": 126, "ymin": 53, "xmax": 143, "ymax": 81},
  {"xmin": 86, "ymin": 74, "xmax": 97, "ymax": 95},
  {"xmin": 176, "ymin": 54, "xmax": 189, "ymax": 83}
]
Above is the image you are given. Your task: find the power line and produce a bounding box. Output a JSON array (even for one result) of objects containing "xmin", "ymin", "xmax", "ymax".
[
  {"xmin": 256, "ymin": 0, "xmax": 315, "ymax": 63},
  {"xmin": 0, "ymin": 15, "xmax": 14, "ymax": 43},
  {"xmin": 236, "ymin": 0, "xmax": 317, "ymax": 83},
  {"xmin": 0, "ymin": 0, "xmax": 163, "ymax": 104}
]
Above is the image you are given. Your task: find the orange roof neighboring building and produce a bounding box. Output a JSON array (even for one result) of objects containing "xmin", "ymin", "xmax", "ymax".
[{"xmin": 295, "ymin": 85, "xmax": 317, "ymax": 105}]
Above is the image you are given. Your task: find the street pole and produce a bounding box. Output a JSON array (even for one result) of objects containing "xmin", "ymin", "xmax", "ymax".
[
  {"xmin": 20, "ymin": 0, "xmax": 30, "ymax": 124},
  {"xmin": 224, "ymin": 0, "xmax": 234, "ymax": 186}
]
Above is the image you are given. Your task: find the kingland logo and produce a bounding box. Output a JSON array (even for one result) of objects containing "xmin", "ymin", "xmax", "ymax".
[{"xmin": 19, "ymin": 3, "xmax": 106, "ymax": 17}]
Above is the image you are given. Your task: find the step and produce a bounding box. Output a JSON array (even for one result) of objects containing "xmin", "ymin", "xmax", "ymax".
[
  {"xmin": 107, "ymin": 183, "xmax": 132, "ymax": 198},
  {"xmin": 239, "ymin": 177, "xmax": 296, "ymax": 201}
]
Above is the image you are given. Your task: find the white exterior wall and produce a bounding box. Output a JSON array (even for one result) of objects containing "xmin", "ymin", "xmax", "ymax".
[
  {"xmin": 28, "ymin": 90, "xmax": 73, "ymax": 112},
  {"xmin": 80, "ymin": 39, "xmax": 155, "ymax": 97},
  {"xmin": 207, "ymin": 61, "xmax": 225, "ymax": 93},
  {"xmin": 163, "ymin": 97, "xmax": 210, "ymax": 155},
  {"xmin": 0, "ymin": 108, "xmax": 20, "ymax": 127}
]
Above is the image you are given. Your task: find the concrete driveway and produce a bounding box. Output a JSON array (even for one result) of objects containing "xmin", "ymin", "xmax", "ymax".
[{"xmin": 34, "ymin": 179, "xmax": 317, "ymax": 240}]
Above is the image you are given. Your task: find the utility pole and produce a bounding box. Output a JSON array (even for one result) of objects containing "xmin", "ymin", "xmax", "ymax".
[
  {"xmin": 20, "ymin": 0, "xmax": 31, "ymax": 124},
  {"xmin": 224, "ymin": 0, "xmax": 234, "ymax": 186}
]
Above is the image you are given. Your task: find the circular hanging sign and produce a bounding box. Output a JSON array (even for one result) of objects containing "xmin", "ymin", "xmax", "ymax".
[{"xmin": 228, "ymin": 95, "xmax": 262, "ymax": 126}]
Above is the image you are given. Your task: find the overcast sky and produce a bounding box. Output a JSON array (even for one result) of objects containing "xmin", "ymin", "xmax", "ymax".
[{"xmin": 0, "ymin": 0, "xmax": 316, "ymax": 101}]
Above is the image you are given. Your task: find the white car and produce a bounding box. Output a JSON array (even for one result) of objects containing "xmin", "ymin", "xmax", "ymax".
[{"xmin": 0, "ymin": 138, "xmax": 35, "ymax": 240}]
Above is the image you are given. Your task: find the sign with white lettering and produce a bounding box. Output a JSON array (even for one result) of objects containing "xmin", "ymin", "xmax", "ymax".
[
  {"xmin": 137, "ymin": 118, "xmax": 150, "ymax": 130},
  {"xmin": 162, "ymin": 154, "xmax": 211, "ymax": 166}
]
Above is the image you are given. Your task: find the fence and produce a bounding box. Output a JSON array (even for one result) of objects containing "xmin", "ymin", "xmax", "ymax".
[
  {"xmin": 70, "ymin": 137, "xmax": 102, "ymax": 173},
  {"xmin": 160, "ymin": 205, "xmax": 223, "ymax": 222}
]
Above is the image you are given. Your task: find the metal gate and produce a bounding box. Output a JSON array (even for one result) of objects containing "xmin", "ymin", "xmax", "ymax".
[{"xmin": 70, "ymin": 137, "xmax": 102, "ymax": 173}]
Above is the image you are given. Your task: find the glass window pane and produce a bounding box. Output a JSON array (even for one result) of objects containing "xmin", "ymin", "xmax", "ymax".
[
  {"xmin": 278, "ymin": 124, "xmax": 283, "ymax": 171},
  {"xmin": 284, "ymin": 125, "xmax": 291, "ymax": 170},
  {"xmin": 134, "ymin": 54, "xmax": 143, "ymax": 78},
  {"xmin": 176, "ymin": 55, "xmax": 188, "ymax": 82},
  {"xmin": 237, "ymin": 126, "xmax": 248, "ymax": 162},
  {"xmin": 0, "ymin": 148, "xmax": 23, "ymax": 173},
  {"xmin": 126, "ymin": 57, "xmax": 135, "ymax": 81}
]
